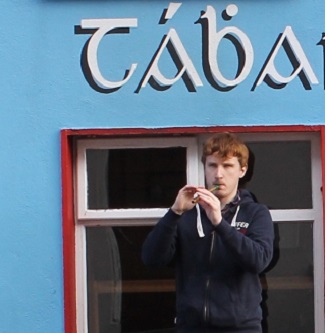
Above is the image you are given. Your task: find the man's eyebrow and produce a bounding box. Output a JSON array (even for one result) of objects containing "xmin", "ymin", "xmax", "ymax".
[{"xmin": 223, "ymin": 160, "xmax": 235, "ymax": 165}]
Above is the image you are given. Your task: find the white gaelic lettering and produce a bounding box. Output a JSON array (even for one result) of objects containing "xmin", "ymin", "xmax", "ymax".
[
  {"xmin": 81, "ymin": 18, "xmax": 138, "ymax": 89},
  {"xmin": 226, "ymin": 4, "xmax": 238, "ymax": 17},
  {"xmin": 201, "ymin": 5, "xmax": 254, "ymax": 87},
  {"xmin": 165, "ymin": 3, "xmax": 182, "ymax": 20},
  {"xmin": 256, "ymin": 26, "xmax": 319, "ymax": 87},
  {"xmin": 140, "ymin": 29, "xmax": 203, "ymax": 89}
]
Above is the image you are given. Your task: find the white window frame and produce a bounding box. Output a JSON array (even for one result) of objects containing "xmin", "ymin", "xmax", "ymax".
[{"xmin": 74, "ymin": 131, "xmax": 324, "ymax": 333}]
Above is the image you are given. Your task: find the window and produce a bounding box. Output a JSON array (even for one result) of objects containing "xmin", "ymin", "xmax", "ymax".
[
  {"xmin": 76, "ymin": 137, "xmax": 198, "ymax": 221},
  {"xmin": 217, "ymin": 133, "xmax": 322, "ymax": 333},
  {"xmin": 63, "ymin": 127, "xmax": 324, "ymax": 333}
]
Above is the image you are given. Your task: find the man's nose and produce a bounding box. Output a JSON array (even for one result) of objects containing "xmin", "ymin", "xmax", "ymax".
[{"xmin": 216, "ymin": 165, "xmax": 223, "ymax": 178}]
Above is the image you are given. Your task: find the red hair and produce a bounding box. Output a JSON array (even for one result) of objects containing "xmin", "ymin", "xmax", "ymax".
[{"xmin": 201, "ymin": 133, "xmax": 249, "ymax": 167}]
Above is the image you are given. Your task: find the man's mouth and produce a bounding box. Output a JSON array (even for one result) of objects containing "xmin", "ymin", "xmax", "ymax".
[{"xmin": 211, "ymin": 184, "xmax": 220, "ymax": 190}]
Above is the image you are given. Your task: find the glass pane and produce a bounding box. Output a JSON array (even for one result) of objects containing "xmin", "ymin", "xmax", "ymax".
[
  {"xmin": 243, "ymin": 141, "xmax": 312, "ymax": 209},
  {"xmin": 86, "ymin": 148, "xmax": 187, "ymax": 209},
  {"xmin": 86, "ymin": 222, "xmax": 314, "ymax": 333},
  {"xmin": 261, "ymin": 222, "xmax": 314, "ymax": 333},
  {"xmin": 86, "ymin": 226, "xmax": 176, "ymax": 333}
]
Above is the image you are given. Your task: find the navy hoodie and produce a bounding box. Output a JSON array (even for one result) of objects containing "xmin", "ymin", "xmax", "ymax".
[{"xmin": 142, "ymin": 189, "xmax": 274, "ymax": 332}]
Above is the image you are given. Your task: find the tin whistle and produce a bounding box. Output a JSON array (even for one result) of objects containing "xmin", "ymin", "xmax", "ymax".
[{"xmin": 192, "ymin": 185, "xmax": 220, "ymax": 204}]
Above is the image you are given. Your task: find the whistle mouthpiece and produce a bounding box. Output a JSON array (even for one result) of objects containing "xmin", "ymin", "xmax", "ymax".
[{"xmin": 192, "ymin": 185, "xmax": 220, "ymax": 204}]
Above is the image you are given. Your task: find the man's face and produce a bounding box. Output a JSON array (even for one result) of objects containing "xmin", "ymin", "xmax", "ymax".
[{"xmin": 204, "ymin": 154, "xmax": 247, "ymax": 203}]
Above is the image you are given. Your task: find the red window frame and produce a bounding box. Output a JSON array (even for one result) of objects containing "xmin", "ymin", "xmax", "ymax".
[{"xmin": 61, "ymin": 125, "xmax": 325, "ymax": 333}]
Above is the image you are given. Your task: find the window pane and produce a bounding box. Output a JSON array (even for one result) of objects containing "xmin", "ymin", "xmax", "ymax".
[
  {"xmin": 86, "ymin": 222, "xmax": 314, "ymax": 333},
  {"xmin": 86, "ymin": 148, "xmax": 187, "ymax": 209},
  {"xmin": 244, "ymin": 141, "xmax": 312, "ymax": 209},
  {"xmin": 86, "ymin": 226, "xmax": 176, "ymax": 333},
  {"xmin": 261, "ymin": 222, "xmax": 314, "ymax": 333}
]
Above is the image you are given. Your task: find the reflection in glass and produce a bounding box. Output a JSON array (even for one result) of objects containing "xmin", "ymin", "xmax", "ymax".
[{"xmin": 86, "ymin": 148, "xmax": 186, "ymax": 209}]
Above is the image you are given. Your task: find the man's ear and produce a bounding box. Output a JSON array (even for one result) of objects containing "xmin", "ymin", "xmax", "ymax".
[{"xmin": 239, "ymin": 165, "xmax": 248, "ymax": 178}]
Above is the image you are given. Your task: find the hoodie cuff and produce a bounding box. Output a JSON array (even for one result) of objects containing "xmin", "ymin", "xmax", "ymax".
[
  {"xmin": 157, "ymin": 208, "xmax": 182, "ymax": 228},
  {"xmin": 214, "ymin": 218, "xmax": 233, "ymax": 236}
]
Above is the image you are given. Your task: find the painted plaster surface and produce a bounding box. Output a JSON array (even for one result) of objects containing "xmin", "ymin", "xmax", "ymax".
[{"xmin": 0, "ymin": 0, "xmax": 324, "ymax": 332}]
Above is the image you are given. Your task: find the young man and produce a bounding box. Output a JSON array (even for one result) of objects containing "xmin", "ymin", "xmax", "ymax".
[{"xmin": 142, "ymin": 133, "xmax": 274, "ymax": 333}]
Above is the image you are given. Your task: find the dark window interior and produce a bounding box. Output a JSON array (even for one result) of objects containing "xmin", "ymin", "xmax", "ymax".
[
  {"xmin": 244, "ymin": 141, "xmax": 312, "ymax": 209},
  {"xmin": 87, "ymin": 147, "xmax": 186, "ymax": 209}
]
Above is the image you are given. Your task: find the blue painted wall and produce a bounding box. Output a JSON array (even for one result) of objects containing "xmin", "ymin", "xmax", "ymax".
[{"xmin": 0, "ymin": 0, "xmax": 324, "ymax": 332}]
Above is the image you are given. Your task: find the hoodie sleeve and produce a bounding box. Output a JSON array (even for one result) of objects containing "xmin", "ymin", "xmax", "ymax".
[
  {"xmin": 215, "ymin": 204, "xmax": 274, "ymax": 273},
  {"xmin": 141, "ymin": 209, "xmax": 179, "ymax": 267}
]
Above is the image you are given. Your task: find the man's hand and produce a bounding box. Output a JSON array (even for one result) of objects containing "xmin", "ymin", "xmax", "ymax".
[
  {"xmin": 194, "ymin": 188, "xmax": 222, "ymax": 226},
  {"xmin": 171, "ymin": 185, "xmax": 198, "ymax": 215}
]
